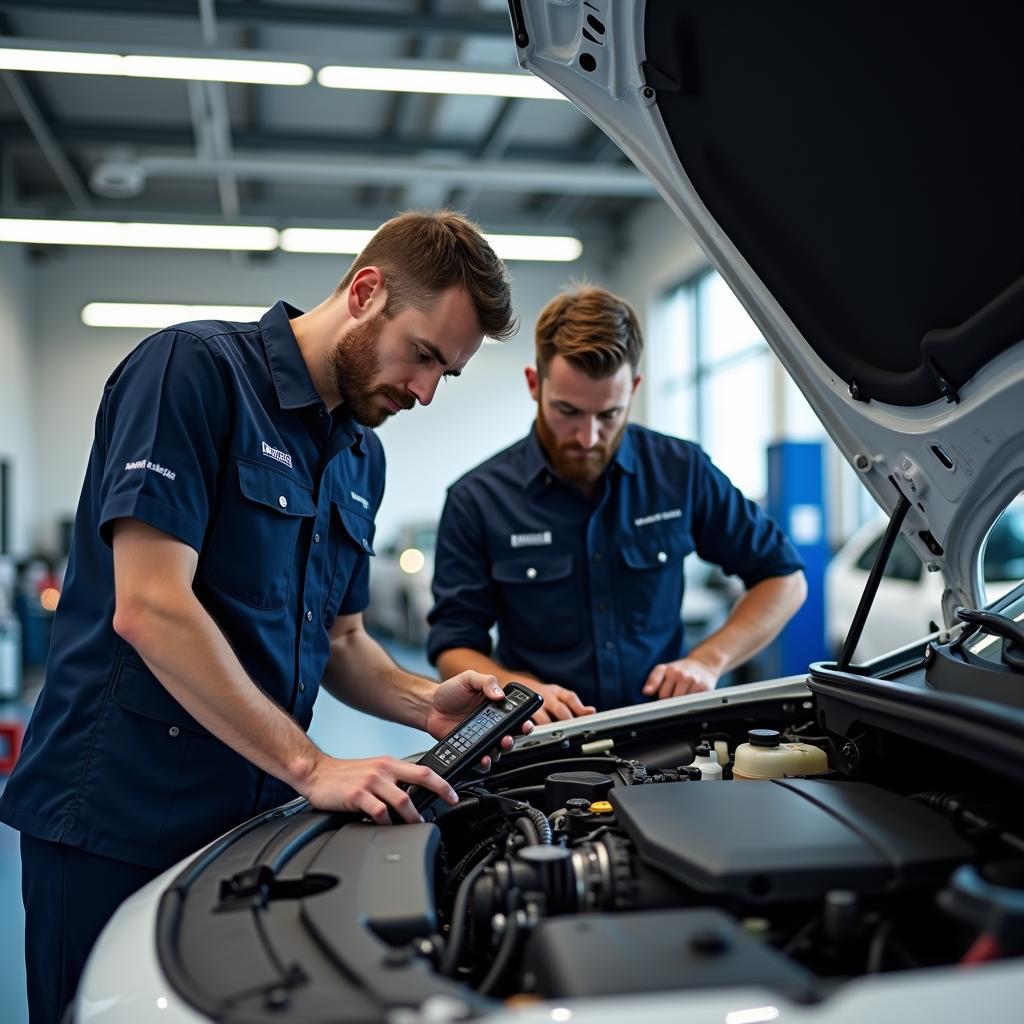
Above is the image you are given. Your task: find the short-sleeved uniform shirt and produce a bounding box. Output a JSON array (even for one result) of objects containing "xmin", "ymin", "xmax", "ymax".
[
  {"xmin": 0, "ymin": 302, "xmax": 384, "ymax": 870},
  {"xmin": 427, "ymin": 424, "xmax": 803, "ymax": 710}
]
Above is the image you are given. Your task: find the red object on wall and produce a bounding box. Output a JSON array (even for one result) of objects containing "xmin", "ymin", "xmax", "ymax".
[{"xmin": 0, "ymin": 720, "xmax": 23, "ymax": 775}]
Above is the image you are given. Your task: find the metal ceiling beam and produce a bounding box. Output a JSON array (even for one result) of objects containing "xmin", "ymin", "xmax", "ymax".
[
  {"xmin": 192, "ymin": 0, "xmax": 240, "ymax": 219},
  {"xmin": 0, "ymin": 119, "xmax": 599, "ymax": 162},
  {"xmin": 0, "ymin": 17, "xmax": 90, "ymax": 210},
  {"xmin": 448, "ymin": 96, "xmax": 520, "ymax": 209},
  {"xmin": 131, "ymin": 154, "xmax": 656, "ymax": 196},
  {"xmin": 0, "ymin": 1, "xmax": 510, "ymax": 35}
]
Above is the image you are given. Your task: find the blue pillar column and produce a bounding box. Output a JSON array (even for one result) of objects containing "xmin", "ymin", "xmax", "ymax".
[{"xmin": 764, "ymin": 440, "xmax": 829, "ymax": 676}]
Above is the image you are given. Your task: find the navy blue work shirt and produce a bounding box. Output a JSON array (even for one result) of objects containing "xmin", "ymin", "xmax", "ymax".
[
  {"xmin": 0, "ymin": 302, "xmax": 384, "ymax": 869},
  {"xmin": 427, "ymin": 424, "xmax": 803, "ymax": 710}
]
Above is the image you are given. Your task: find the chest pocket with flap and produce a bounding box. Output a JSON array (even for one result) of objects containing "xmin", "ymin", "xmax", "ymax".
[
  {"xmin": 491, "ymin": 553, "xmax": 581, "ymax": 651},
  {"xmin": 618, "ymin": 531, "xmax": 690, "ymax": 630},
  {"xmin": 202, "ymin": 459, "xmax": 315, "ymax": 609}
]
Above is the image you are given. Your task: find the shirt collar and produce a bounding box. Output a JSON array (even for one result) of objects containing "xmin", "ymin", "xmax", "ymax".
[
  {"xmin": 525, "ymin": 421, "xmax": 638, "ymax": 491},
  {"xmin": 260, "ymin": 300, "xmax": 365, "ymax": 454},
  {"xmin": 260, "ymin": 300, "xmax": 323, "ymax": 412}
]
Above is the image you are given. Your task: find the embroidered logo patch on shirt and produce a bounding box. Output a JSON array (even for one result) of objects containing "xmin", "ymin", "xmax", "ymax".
[
  {"xmin": 261, "ymin": 441, "xmax": 293, "ymax": 469},
  {"xmin": 350, "ymin": 490, "xmax": 370, "ymax": 510},
  {"xmin": 510, "ymin": 530, "xmax": 552, "ymax": 548},
  {"xmin": 124, "ymin": 459, "xmax": 177, "ymax": 482},
  {"xmin": 634, "ymin": 508, "xmax": 682, "ymax": 528}
]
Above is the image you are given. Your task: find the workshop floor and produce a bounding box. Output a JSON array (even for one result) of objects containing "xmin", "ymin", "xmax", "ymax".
[{"xmin": 0, "ymin": 637, "xmax": 434, "ymax": 1024}]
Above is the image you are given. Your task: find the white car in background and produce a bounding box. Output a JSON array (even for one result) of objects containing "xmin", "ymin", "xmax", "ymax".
[
  {"xmin": 365, "ymin": 522, "xmax": 437, "ymax": 646},
  {"xmin": 826, "ymin": 504, "xmax": 1024, "ymax": 662}
]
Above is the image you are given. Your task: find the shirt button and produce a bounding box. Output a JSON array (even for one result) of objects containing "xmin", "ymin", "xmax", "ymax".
[
  {"xmin": 314, "ymin": 532, "xmax": 321, "ymax": 544},
  {"xmin": 168, "ymin": 726, "xmax": 180, "ymax": 738},
  {"xmin": 298, "ymin": 682, "xmax": 306, "ymax": 693},
  {"xmin": 592, "ymin": 551, "xmax": 603, "ymax": 562},
  {"xmin": 605, "ymin": 641, "xmax": 614, "ymax": 651},
  {"xmin": 278, "ymin": 495, "xmax": 288, "ymax": 509},
  {"xmin": 598, "ymin": 601, "xmax": 608, "ymax": 612},
  {"xmin": 526, "ymin": 567, "xmax": 538, "ymax": 580},
  {"xmin": 305, "ymin": 609, "xmax": 313, "ymax": 622},
  {"xmin": 657, "ymin": 550, "xmax": 668, "ymax": 563}
]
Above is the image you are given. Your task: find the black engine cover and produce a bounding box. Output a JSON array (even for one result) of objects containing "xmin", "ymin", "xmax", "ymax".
[
  {"xmin": 522, "ymin": 908, "xmax": 817, "ymax": 1000},
  {"xmin": 610, "ymin": 778, "xmax": 972, "ymax": 903}
]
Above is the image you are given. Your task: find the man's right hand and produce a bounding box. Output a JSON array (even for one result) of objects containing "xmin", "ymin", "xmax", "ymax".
[
  {"xmin": 528, "ymin": 682, "xmax": 596, "ymax": 725},
  {"xmin": 300, "ymin": 754, "xmax": 458, "ymax": 824}
]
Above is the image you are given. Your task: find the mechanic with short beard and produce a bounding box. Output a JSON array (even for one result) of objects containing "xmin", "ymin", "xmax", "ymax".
[
  {"xmin": 0, "ymin": 210, "xmax": 531, "ymax": 1024},
  {"xmin": 428, "ymin": 286, "xmax": 808, "ymax": 724}
]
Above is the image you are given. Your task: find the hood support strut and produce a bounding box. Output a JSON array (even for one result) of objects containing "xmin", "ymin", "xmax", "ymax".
[{"xmin": 837, "ymin": 484, "xmax": 912, "ymax": 670}]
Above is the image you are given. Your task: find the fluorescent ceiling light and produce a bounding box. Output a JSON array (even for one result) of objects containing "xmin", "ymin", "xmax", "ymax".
[
  {"xmin": 0, "ymin": 47, "xmax": 312, "ymax": 85},
  {"xmin": 0, "ymin": 219, "xmax": 579, "ymax": 262},
  {"xmin": 485, "ymin": 233, "xmax": 583, "ymax": 262},
  {"xmin": 317, "ymin": 65, "xmax": 563, "ymax": 100},
  {"xmin": 279, "ymin": 227, "xmax": 376, "ymax": 255},
  {"xmin": 0, "ymin": 219, "xmax": 278, "ymax": 251},
  {"xmin": 281, "ymin": 227, "xmax": 582, "ymax": 262},
  {"xmin": 82, "ymin": 303, "xmax": 267, "ymax": 329}
]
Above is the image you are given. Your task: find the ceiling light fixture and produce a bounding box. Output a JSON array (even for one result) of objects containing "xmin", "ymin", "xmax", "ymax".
[
  {"xmin": 81, "ymin": 303, "xmax": 267, "ymax": 329},
  {"xmin": 1, "ymin": 219, "xmax": 581, "ymax": 262},
  {"xmin": 0, "ymin": 219, "xmax": 279, "ymax": 251},
  {"xmin": 317, "ymin": 64, "xmax": 564, "ymax": 100},
  {"xmin": 0, "ymin": 47, "xmax": 312, "ymax": 85},
  {"xmin": 280, "ymin": 227, "xmax": 582, "ymax": 262}
]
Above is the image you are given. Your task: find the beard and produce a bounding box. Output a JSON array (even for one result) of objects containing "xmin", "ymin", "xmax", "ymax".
[
  {"xmin": 535, "ymin": 403, "xmax": 627, "ymax": 486},
  {"xmin": 328, "ymin": 313, "xmax": 413, "ymax": 428}
]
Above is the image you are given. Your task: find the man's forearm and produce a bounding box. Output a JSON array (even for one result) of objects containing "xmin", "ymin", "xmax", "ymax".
[
  {"xmin": 321, "ymin": 617, "xmax": 439, "ymax": 731},
  {"xmin": 688, "ymin": 571, "xmax": 808, "ymax": 675},
  {"xmin": 436, "ymin": 647, "xmax": 537, "ymax": 688},
  {"xmin": 114, "ymin": 590, "xmax": 320, "ymax": 794}
]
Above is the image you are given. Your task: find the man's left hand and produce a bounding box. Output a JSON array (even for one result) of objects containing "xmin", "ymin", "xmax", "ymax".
[
  {"xmin": 425, "ymin": 671, "xmax": 535, "ymax": 769},
  {"xmin": 642, "ymin": 658, "xmax": 717, "ymax": 700}
]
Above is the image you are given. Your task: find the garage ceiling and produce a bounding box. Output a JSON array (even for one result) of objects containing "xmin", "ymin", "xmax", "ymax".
[{"xmin": 0, "ymin": 0, "xmax": 652, "ymax": 248}]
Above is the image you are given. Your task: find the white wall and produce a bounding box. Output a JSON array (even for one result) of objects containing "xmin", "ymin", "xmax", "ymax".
[
  {"xmin": 27, "ymin": 246, "xmax": 604, "ymax": 551},
  {"xmin": 0, "ymin": 244, "xmax": 36, "ymax": 556}
]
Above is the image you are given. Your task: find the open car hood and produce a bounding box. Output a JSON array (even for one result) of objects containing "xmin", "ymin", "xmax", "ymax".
[{"xmin": 509, "ymin": 1, "xmax": 1024, "ymax": 629}]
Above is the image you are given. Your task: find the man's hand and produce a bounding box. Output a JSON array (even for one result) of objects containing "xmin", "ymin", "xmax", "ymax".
[
  {"xmin": 301, "ymin": 753, "xmax": 458, "ymax": 825},
  {"xmin": 425, "ymin": 670, "xmax": 535, "ymax": 768},
  {"xmin": 528, "ymin": 682, "xmax": 596, "ymax": 725},
  {"xmin": 642, "ymin": 657, "xmax": 718, "ymax": 700}
]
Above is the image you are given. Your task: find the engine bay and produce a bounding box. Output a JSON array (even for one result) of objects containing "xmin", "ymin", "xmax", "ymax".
[{"xmin": 156, "ymin": 675, "xmax": 1024, "ymax": 1023}]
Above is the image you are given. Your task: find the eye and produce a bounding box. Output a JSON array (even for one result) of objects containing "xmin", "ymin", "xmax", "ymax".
[
  {"xmin": 414, "ymin": 346, "xmax": 431, "ymax": 364},
  {"xmin": 599, "ymin": 411, "xmax": 619, "ymax": 422}
]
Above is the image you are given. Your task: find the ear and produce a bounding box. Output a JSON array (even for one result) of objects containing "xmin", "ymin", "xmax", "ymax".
[
  {"xmin": 631, "ymin": 372, "xmax": 643, "ymax": 395},
  {"xmin": 524, "ymin": 365, "xmax": 540, "ymax": 402},
  {"xmin": 347, "ymin": 266, "xmax": 385, "ymax": 319}
]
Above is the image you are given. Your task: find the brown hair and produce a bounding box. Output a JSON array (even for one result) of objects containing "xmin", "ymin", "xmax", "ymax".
[
  {"xmin": 335, "ymin": 210, "xmax": 517, "ymax": 340},
  {"xmin": 535, "ymin": 285, "xmax": 643, "ymax": 378}
]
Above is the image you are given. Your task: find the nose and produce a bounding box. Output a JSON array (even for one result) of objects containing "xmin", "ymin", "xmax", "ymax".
[
  {"xmin": 575, "ymin": 417, "xmax": 600, "ymax": 450},
  {"xmin": 408, "ymin": 368, "xmax": 441, "ymax": 408}
]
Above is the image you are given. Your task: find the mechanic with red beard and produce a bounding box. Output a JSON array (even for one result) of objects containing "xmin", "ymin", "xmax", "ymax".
[
  {"xmin": 0, "ymin": 211, "xmax": 532, "ymax": 1024},
  {"xmin": 428, "ymin": 286, "xmax": 807, "ymax": 724}
]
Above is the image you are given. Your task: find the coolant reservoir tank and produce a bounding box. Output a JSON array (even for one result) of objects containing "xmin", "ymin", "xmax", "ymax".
[
  {"xmin": 733, "ymin": 729, "xmax": 829, "ymax": 780},
  {"xmin": 687, "ymin": 742, "xmax": 723, "ymax": 781}
]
